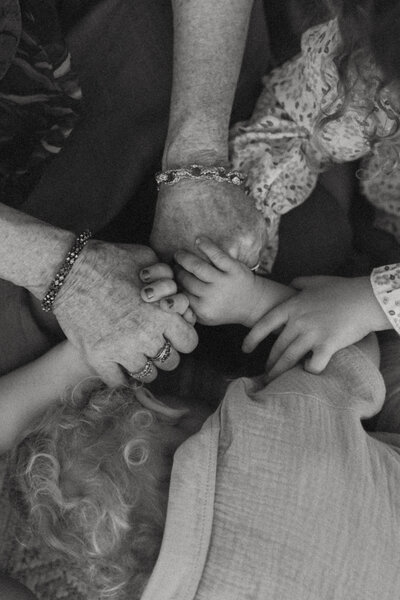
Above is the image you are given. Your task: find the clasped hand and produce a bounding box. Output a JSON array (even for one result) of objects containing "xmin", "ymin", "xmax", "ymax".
[
  {"xmin": 53, "ymin": 241, "xmax": 198, "ymax": 386},
  {"xmin": 140, "ymin": 240, "xmax": 391, "ymax": 381},
  {"xmin": 150, "ymin": 178, "xmax": 267, "ymax": 267}
]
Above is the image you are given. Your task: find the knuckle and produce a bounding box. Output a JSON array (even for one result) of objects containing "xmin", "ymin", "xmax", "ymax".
[
  {"xmin": 313, "ymin": 342, "xmax": 333, "ymax": 355},
  {"xmin": 293, "ymin": 316, "xmax": 309, "ymax": 332},
  {"xmin": 141, "ymin": 245, "xmax": 158, "ymax": 263},
  {"xmin": 282, "ymin": 351, "xmax": 297, "ymax": 364},
  {"xmin": 209, "ymin": 250, "xmax": 223, "ymax": 263},
  {"xmin": 191, "ymin": 257, "xmax": 204, "ymax": 271},
  {"xmin": 197, "ymin": 305, "xmax": 217, "ymax": 324}
]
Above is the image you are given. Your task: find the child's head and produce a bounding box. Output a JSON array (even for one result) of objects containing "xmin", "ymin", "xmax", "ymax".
[
  {"xmin": 293, "ymin": 0, "xmax": 400, "ymax": 85},
  {"xmin": 332, "ymin": 1, "xmax": 400, "ymax": 84},
  {"xmin": 12, "ymin": 383, "xmax": 205, "ymax": 600}
]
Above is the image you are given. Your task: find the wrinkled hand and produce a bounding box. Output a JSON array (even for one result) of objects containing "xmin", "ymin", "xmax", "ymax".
[
  {"xmin": 150, "ymin": 179, "xmax": 267, "ymax": 267},
  {"xmin": 243, "ymin": 275, "xmax": 391, "ymax": 380},
  {"xmin": 53, "ymin": 241, "xmax": 198, "ymax": 385}
]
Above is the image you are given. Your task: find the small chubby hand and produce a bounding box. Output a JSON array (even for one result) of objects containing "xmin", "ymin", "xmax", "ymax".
[
  {"xmin": 173, "ymin": 237, "xmax": 264, "ymax": 326},
  {"xmin": 242, "ymin": 275, "xmax": 391, "ymax": 380},
  {"xmin": 141, "ymin": 237, "xmax": 261, "ymax": 326}
]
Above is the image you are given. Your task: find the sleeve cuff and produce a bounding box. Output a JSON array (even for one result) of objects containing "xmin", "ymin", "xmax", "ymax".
[{"xmin": 371, "ymin": 264, "xmax": 400, "ymax": 335}]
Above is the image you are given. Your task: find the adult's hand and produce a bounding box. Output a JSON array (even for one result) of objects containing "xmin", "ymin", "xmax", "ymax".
[
  {"xmin": 150, "ymin": 179, "xmax": 267, "ymax": 267},
  {"xmin": 53, "ymin": 241, "xmax": 198, "ymax": 386}
]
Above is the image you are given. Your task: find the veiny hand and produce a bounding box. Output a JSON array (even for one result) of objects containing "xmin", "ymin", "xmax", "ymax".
[
  {"xmin": 150, "ymin": 178, "xmax": 267, "ymax": 267},
  {"xmin": 53, "ymin": 241, "xmax": 198, "ymax": 386},
  {"xmin": 172, "ymin": 237, "xmax": 265, "ymax": 326},
  {"xmin": 242, "ymin": 275, "xmax": 391, "ymax": 380}
]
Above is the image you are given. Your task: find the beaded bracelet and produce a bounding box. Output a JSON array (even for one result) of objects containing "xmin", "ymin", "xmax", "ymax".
[
  {"xmin": 155, "ymin": 164, "xmax": 246, "ymax": 190},
  {"xmin": 41, "ymin": 230, "xmax": 92, "ymax": 312}
]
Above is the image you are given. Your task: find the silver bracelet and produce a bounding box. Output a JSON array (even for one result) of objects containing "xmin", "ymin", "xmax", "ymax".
[
  {"xmin": 155, "ymin": 164, "xmax": 246, "ymax": 190},
  {"xmin": 41, "ymin": 230, "xmax": 92, "ymax": 312}
]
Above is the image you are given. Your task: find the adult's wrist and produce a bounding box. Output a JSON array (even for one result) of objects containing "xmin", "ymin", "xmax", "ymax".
[
  {"xmin": 25, "ymin": 227, "xmax": 77, "ymax": 300},
  {"xmin": 0, "ymin": 203, "xmax": 76, "ymax": 299},
  {"xmin": 163, "ymin": 116, "xmax": 229, "ymax": 169}
]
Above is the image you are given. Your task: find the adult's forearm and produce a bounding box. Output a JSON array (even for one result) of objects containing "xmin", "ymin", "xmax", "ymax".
[
  {"xmin": 0, "ymin": 203, "xmax": 74, "ymax": 299},
  {"xmin": 164, "ymin": 0, "xmax": 255, "ymax": 167}
]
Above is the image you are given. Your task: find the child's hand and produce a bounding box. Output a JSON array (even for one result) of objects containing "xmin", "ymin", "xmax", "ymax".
[
  {"xmin": 139, "ymin": 262, "xmax": 196, "ymax": 325},
  {"xmin": 242, "ymin": 275, "xmax": 391, "ymax": 380},
  {"xmin": 172, "ymin": 237, "xmax": 264, "ymax": 326}
]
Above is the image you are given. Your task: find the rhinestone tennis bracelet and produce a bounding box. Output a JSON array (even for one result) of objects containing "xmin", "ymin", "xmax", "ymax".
[
  {"xmin": 155, "ymin": 164, "xmax": 246, "ymax": 190},
  {"xmin": 41, "ymin": 230, "xmax": 92, "ymax": 312}
]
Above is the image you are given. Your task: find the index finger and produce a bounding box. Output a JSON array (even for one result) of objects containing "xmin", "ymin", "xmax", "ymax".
[
  {"xmin": 242, "ymin": 305, "xmax": 289, "ymax": 353},
  {"xmin": 195, "ymin": 237, "xmax": 238, "ymax": 273},
  {"xmin": 174, "ymin": 249, "xmax": 218, "ymax": 282}
]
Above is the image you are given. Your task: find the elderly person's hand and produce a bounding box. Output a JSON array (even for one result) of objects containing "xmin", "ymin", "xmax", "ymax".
[
  {"xmin": 150, "ymin": 178, "xmax": 267, "ymax": 268},
  {"xmin": 52, "ymin": 241, "xmax": 198, "ymax": 386}
]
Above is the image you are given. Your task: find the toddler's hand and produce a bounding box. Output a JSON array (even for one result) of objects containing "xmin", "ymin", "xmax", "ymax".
[
  {"xmin": 242, "ymin": 275, "xmax": 390, "ymax": 380},
  {"xmin": 139, "ymin": 262, "xmax": 196, "ymax": 325},
  {"xmin": 173, "ymin": 237, "xmax": 263, "ymax": 326}
]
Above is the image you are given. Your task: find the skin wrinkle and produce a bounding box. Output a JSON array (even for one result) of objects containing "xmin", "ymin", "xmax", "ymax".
[
  {"xmin": 53, "ymin": 240, "xmax": 197, "ymax": 382},
  {"xmin": 167, "ymin": 0, "xmax": 254, "ymax": 162},
  {"xmin": 0, "ymin": 202, "xmax": 75, "ymax": 297}
]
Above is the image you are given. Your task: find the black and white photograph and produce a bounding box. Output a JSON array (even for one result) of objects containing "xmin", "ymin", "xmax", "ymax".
[{"xmin": 0, "ymin": 1, "xmax": 400, "ymax": 598}]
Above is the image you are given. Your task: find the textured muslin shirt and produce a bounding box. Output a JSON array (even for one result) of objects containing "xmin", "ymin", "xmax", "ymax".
[{"xmin": 142, "ymin": 345, "xmax": 400, "ymax": 600}]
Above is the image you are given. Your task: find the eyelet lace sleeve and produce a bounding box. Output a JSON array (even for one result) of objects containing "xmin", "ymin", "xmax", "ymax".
[{"xmin": 371, "ymin": 265, "xmax": 400, "ymax": 334}]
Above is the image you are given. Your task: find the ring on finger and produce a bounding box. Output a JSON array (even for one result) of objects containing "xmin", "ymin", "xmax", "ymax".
[
  {"xmin": 129, "ymin": 359, "xmax": 154, "ymax": 380},
  {"xmin": 150, "ymin": 338, "xmax": 172, "ymax": 363},
  {"xmin": 250, "ymin": 261, "xmax": 261, "ymax": 272}
]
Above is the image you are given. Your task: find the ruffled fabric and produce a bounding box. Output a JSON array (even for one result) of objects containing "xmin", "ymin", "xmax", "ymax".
[{"xmin": 230, "ymin": 17, "xmax": 400, "ymax": 333}]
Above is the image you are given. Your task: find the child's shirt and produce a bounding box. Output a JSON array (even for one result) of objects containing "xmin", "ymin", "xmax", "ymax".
[
  {"xmin": 141, "ymin": 346, "xmax": 400, "ymax": 600},
  {"xmin": 230, "ymin": 18, "xmax": 400, "ymax": 335}
]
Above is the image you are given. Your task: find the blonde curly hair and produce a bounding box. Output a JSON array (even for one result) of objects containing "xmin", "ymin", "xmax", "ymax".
[{"xmin": 12, "ymin": 382, "xmax": 190, "ymax": 600}]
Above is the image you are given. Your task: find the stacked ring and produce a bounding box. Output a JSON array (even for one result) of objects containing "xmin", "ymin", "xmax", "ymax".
[
  {"xmin": 250, "ymin": 262, "xmax": 261, "ymax": 272},
  {"xmin": 150, "ymin": 339, "xmax": 172, "ymax": 363},
  {"xmin": 129, "ymin": 359, "xmax": 154, "ymax": 380}
]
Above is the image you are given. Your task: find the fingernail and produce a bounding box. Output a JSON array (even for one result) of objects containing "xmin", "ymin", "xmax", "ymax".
[
  {"xmin": 165, "ymin": 298, "xmax": 174, "ymax": 308},
  {"xmin": 144, "ymin": 287, "xmax": 154, "ymax": 300},
  {"xmin": 141, "ymin": 269, "xmax": 150, "ymax": 281}
]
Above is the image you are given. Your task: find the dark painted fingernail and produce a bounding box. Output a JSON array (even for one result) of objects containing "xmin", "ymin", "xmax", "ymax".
[
  {"xmin": 144, "ymin": 287, "xmax": 154, "ymax": 299},
  {"xmin": 141, "ymin": 269, "xmax": 150, "ymax": 281},
  {"xmin": 165, "ymin": 298, "xmax": 174, "ymax": 308}
]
